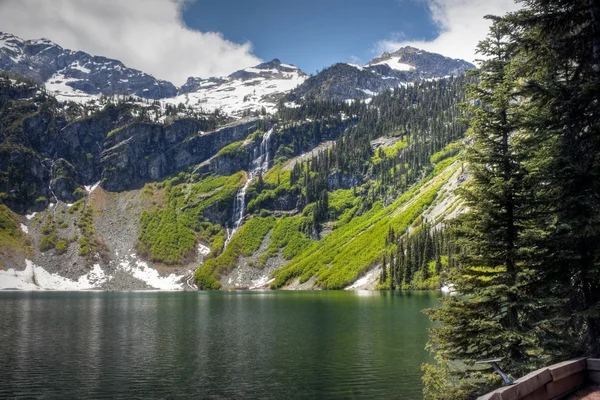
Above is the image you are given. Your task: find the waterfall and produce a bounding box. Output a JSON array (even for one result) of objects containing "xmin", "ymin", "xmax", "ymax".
[
  {"xmin": 46, "ymin": 159, "xmax": 59, "ymax": 216},
  {"xmin": 224, "ymin": 128, "xmax": 273, "ymax": 248}
]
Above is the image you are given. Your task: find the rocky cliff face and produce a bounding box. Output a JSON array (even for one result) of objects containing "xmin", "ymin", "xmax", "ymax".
[
  {"xmin": 0, "ymin": 76, "xmax": 260, "ymax": 209},
  {"xmin": 0, "ymin": 32, "xmax": 177, "ymax": 100},
  {"xmin": 101, "ymin": 119, "xmax": 258, "ymax": 191}
]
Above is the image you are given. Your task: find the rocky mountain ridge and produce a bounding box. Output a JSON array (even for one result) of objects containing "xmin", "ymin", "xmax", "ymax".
[
  {"xmin": 167, "ymin": 58, "xmax": 308, "ymax": 116},
  {"xmin": 0, "ymin": 32, "xmax": 474, "ymax": 116},
  {"xmin": 287, "ymin": 46, "xmax": 475, "ymax": 102},
  {"xmin": 0, "ymin": 32, "xmax": 177, "ymax": 101}
]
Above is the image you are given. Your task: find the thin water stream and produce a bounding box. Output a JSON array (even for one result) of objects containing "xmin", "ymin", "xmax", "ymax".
[{"xmin": 225, "ymin": 128, "xmax": 273, "ymax": 248}]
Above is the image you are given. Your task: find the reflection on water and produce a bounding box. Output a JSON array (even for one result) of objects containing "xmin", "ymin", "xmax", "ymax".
[{"xmin": 0, "ymin": 290, "xmax": 441, "ymax": 399}]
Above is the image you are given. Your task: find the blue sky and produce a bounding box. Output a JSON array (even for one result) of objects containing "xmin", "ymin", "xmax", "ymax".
[{"xmin": 181, "ymin": 0, "xmax": 439, "ymax": 74}]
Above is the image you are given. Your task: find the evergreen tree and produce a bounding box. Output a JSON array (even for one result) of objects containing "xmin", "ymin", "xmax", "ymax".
[
  {"xmin": 508, "ymin": 0, "xmax": 600, "ymax": 358},
  {"xmin": 423, "ymin": 17, "xmax": 543, "ymax": 399},
  {"xmin": 380, "ymin": 254, "xmax": 388, "ymax": 284}
]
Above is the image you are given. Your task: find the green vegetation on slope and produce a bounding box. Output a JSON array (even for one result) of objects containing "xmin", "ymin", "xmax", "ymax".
[
  {"xmin": 271, "ymin": 156, "xmax": 460, "ymax": 289},
  {"xmin": 138, "ymin": 173, "xmax": 243, "ymax": 265},
  {"xmin": 216, "ymin": 140, "xmax": 245, "ymax": 157},
  {"xmin": 194, "ymin": 216, "xmax": 276, "ymax": 289},
  {"xmin": 0, "ymin": 204, "xmax": 30, "ymax": 258},
  {"xmin": 259, "ymin": 215, "xmax": 316, "ymax": 266}
]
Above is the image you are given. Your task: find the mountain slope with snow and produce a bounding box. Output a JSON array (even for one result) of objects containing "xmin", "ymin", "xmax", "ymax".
[
  {"xmin": 0, "ymin": 32, "xmax": 177, "ymax": 101},
  {"xmin": 366, "ymin": 46, "xmax": 473, "ymax": 77},
  {"xmin": 287, "ymin": 46, "xmax": 475, "ymax": 102},
  {"xmin": 163, "ymin": 59, "xmax": 307, "ymax": 116},
  {"xmin": 0, "ymin": 32, "xmax": 473, "ymax": 116},
  {"xmin": 0, "ymin": 32, "xmax": 308, "ymax": 117}
]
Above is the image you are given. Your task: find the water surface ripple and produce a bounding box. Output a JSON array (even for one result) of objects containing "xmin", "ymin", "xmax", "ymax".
[{"xmin": 0, "ymin": 290, "xmax": 440, "ymax": 399}]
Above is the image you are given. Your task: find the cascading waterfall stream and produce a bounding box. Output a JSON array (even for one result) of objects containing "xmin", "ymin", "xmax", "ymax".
[
  {"xmin": 46, "ymin": 159, "xmax": 59, "ymax": 217},
  {"xmin": 224, "ymin": 128, "xmax": 273, "ymax": 248}
]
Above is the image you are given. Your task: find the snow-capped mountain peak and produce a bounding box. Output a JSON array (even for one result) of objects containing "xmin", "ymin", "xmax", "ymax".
[
  {"xmin": 167, "ymin": 58, "xmax": 308, "ymax": 116},
  {"xmin": 0, "ymin": 32, "xmax": 177, "ymax": 102},
  {"xmin": 0, "ymin": 32, "xmax": 474, "ymax": 117},
  {"xmin": 367, "ymin": 46, "xmax": 473, "ymax": 77},
  {"xmin": 286, "ymin": 47, "xmax": 475, "ymax": 102},
  {"xmin": 366, "ymin": 51, "xmax": 416, "ymax": 72}
]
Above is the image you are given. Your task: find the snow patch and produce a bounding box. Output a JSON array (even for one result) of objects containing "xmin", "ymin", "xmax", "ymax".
[
  {"xmin": 198, "ymin": 244, "xmax": 210, "ymax": 256},
  {"xmin": 118, "ymin": 258, "xmax": 183, "ymax": 290},
  {"xmin": 84, "ymin": 181, "xmax": 101, "ymax": 193},
  {"xmin": 44, "ymin": 72, "xmax": 99, "ymax": 104},
  {"xmin": 347, "ymin": 63, "xmax": 365, "ymax": 71},
  {"xmin": 25, "ymin": 212, "xmax": 37, "ymax": 220},
  {"xmin": 34, "ymin": 262, "xmax": 110, "ymax": 290},
  {"xmin": 0, "ymin": 261, "xmax": 111, "ymax": 290},
  {"xmin": 360, "ymin": 88, "xmax": 377, "ymax": 96},
  {"xmin": 368, "ymin": 57, "xmax": 416, "ymax": 72},
  {"xmin": 249, "ymin": 275, "xmax": 274, "ymax": 290},
  {"xmin": 0, "ymin": 261, "xmax": 38, "ymax": 290},
  {"xmin": 70, "ymin": 62, "xmax": 91, "ymax": 74},
  {"xmin": 345, "ymin": 268, "xmax": 379, "ymax": 290},
  {"xmin": 19, "ymin": 223, "xmax": 28, "ymax": 234}
]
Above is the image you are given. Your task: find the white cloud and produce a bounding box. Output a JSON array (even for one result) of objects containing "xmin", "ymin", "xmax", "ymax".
[
  {"xmin": 0, "ymin": 0, "xmax": 262, "ymax": 85},
  {"xmin": 376, "ymin": 0, "xmax": 521, "ymax": 63}
]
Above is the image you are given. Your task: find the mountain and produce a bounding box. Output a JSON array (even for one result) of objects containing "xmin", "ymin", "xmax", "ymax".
[
  {"xmin": 0, "ymin": 32, "xmax": 472, "ymax": 115},
  {"xmin": 366, "ymin": 46, "xmax": 473, "ymax": 77},
  {"xmin": 0, "ymin": 32, "xmax": 308, "ymax": 117},
  {"xmin": 287, "ymin": 46, "xmax": 475, "ymax": 102},
  {"xmin": 0, "ymin": 32, "xmax": 471, "ymax": 292},
  {"xmin": 166, "ymin": 59, "xmax": 307, "ymax": 116},
  {"xmin": 0, "ymin": 32, "xmax": 177, "ymax": 101}
]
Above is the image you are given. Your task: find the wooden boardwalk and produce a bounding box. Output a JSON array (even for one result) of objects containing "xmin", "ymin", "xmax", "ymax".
[{"xmin": 478, "ymin": 358, "xmax": 600, "ymax": 400}]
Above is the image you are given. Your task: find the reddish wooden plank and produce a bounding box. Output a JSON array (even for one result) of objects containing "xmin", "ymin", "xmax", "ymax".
[
  {"xmin": 521, "ymin": 386, "xmax": 547, "ymax": 400},
  {"xmin": 477, "ymin": 391, "xmax": 503, "ymax": 400}
]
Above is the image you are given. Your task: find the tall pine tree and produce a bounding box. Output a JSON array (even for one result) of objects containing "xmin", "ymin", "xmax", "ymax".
[
  {"xmin": 422, "ymin": 17, "xmax": 544, "ymax": 399},
  {"xmin": 508, "ymin": 0, "xmax": 600, "ymax": 358}
]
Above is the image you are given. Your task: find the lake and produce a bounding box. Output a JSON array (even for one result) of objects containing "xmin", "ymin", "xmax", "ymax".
[{"xmin": 0, "ymin": 290, "xmax": 441, "ymax": 399}]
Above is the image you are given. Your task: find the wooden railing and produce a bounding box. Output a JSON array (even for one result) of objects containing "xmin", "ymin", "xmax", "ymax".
[{"xmin": 477, "ymin": 358, "xmax": 600, "ymax": 400}]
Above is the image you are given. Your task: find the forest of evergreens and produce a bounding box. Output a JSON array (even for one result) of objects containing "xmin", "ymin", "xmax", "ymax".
[{"xmin": 422, "ymin": 1, "xmax": 600, "ymax": 398}]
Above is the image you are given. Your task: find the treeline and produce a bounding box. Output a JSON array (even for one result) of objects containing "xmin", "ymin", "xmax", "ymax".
[
  {"xmin": 380, "ymin": 223, "xmax": 455, "ymax": 289},
  {"xmin": 424, "ymin": 2, "xmax": 600, "ymax": 399}
]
